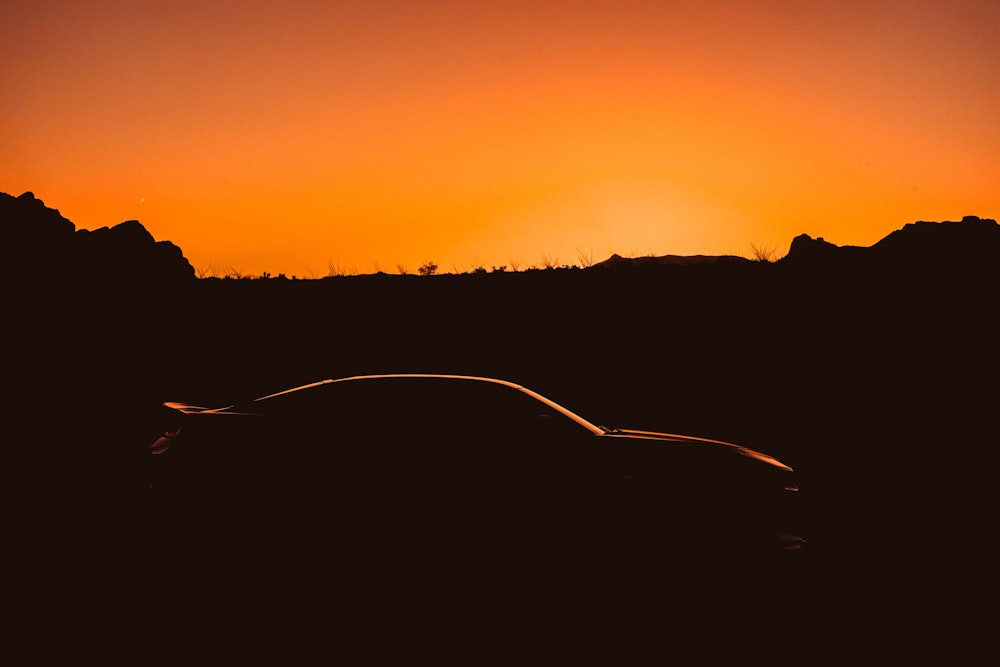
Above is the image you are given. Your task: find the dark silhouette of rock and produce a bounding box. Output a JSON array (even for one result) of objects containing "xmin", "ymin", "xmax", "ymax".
[
  {"xmin": 1, "ymin": 190, "xmax": 195, "ymax": 284},
  {"xmin": 1, "ymin": 190, "xmax": 76, "ymax": 237},
  {"xmin": 0, "ymin": 191, "xmax": 77, "ymax": 273},
  {"xmin": 75, "ymin": 219, "xmax": 195, "ymax": 284},
  {"xmin": 781, "ymin": 215, "xmax": 1000, "ymax": 270},
  {"xmin": 781, "ymin": 234, "xmax": 868, "ymax": 266},
  {"xmin": 871, "ymin": 215, "xmax": 1000, "ymax": 263}
]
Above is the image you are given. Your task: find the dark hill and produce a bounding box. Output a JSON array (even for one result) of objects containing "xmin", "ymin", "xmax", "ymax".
[
  {"xmin": 871, "ymin": 215, "xmax": 1000, "ymax": 262},
  {"xmin": 591, "ymin": 214, "xmax": 1000, "ymax": 274},
  {"xmin": 781, "ymin": 215, "xmax": 1000, "ymax": 268},
  {"xmin": 0, "ymin": 191, "xmax": 195, "ymax": 284},
  {"xmin": 592, "ymin": 252, "xmax": 752, "ymax": 268}
]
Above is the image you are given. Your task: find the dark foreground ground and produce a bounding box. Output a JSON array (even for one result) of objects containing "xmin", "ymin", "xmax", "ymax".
[{"xmin": 8, "ymin": 254, "xmax": 997, "ymax": 661}]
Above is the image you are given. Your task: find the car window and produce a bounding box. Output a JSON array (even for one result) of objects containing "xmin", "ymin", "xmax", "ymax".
[
  {"xmin": 252, "ymin": 376, "xmax": 591, "ymax": 443},
  {"xmin": 251, "ymin": 377, "xmax": 602, "ymax": 492}
]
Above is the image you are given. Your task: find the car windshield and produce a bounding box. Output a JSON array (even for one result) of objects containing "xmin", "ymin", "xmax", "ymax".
[{"xmin": 509, "ymin": 383, "xmax": 606, "ymax": 436}]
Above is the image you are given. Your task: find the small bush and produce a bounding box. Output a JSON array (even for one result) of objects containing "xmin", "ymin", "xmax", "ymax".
[{"xmin": 749, "ymin": 243, "xmax": 779, "ymax": 263}]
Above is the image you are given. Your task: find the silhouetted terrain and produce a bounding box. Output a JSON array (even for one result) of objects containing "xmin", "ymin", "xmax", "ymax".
[
  {"xmin": 5, "ymin": 191, "xmax": 998, "ymax": 658},
  {"xmin": 1, "ymin": 191, "xmax": 195, "ymax": 285}
]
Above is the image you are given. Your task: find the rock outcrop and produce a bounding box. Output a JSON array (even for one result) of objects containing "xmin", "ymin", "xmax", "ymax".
[{"xmin": 1, "ymin": 191, "xmax": 195, "ymax": 284}]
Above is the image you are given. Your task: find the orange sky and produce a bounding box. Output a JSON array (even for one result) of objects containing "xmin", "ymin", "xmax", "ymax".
[{"xmin": 3, "ymin": 0, "xmax": 998, "ymax": 277}]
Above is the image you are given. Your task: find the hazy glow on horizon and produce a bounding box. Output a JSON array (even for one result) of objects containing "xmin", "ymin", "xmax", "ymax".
[{"xmin": 3, "ymin": 0, "xmax": 998, "ymax": 276}]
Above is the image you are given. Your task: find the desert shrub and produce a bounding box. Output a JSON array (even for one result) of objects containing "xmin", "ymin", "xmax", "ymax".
[{"xmin": 749, "ymin": 243, "xmax": 778, "ymax": 263}]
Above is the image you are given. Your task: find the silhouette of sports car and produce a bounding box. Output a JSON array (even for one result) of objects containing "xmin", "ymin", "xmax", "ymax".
[{"xmin": 150, "ymin": 374, "xmax": 806, "ymax": 568}]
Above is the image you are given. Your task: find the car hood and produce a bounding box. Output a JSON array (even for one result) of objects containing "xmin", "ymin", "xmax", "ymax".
[{"xmin": 601, "ymin": 428, "xmax": 793, "ymax": 472}]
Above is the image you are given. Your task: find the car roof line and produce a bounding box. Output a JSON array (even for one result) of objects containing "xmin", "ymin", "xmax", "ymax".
[{"xmin": 247, "ymin": 374, "xmax": 605, "ymax": 435}]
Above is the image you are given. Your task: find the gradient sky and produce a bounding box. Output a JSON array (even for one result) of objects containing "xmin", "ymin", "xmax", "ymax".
[{"xmin": 3, "ymin": 0, "xmax": 998, "ymax": 277}]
